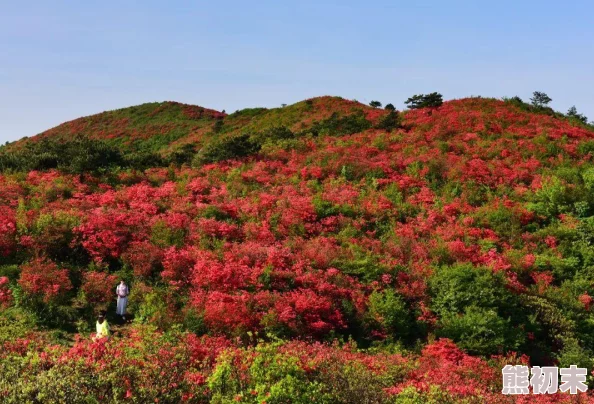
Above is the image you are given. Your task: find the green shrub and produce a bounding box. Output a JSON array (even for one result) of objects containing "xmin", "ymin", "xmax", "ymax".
[
  {"xmin": 133, "ymin": 288, "xmax": 174, "ymax": 330},
  {"xmin": 261, "ymin": 126, "xmax": 295, "ymax": 141},
  {"xmin": 436, "ymin": 305, "xmax": 523, "ymax": 355},
  {"xmin": 0, "ymin": 136, "xmax": 125, "ymax": 174},
  {"xmin": 150, "ymin": 220, "xmax": 186, "ymax": 247},
  {"xmin": 192, "ymin": 134, "xmax": 261, "ymax": 166},
  {"xmin": 209, "ymin": 344, "xmax": 332, "ymax": 404},
  {"xmin": 429, "ymin": 263, "xmax": 516, "ymax": 316},
  {"xmin": 392, "ymin": 385, "xmax": 458, "ymax": 404},
  {"xmin": 0, "ymin": 265, "xmax": 19, "ymax": 282},
  {"xmin": 375, "ymin": 111, "xmax": 402, "ymax": 131},
  {"xmin": 367, "ymin": 289, "xmax": 413, "ymax": 341},
  {"xmin": 306, "ymin": 111, "xmax": 371, "ymax": 137}
]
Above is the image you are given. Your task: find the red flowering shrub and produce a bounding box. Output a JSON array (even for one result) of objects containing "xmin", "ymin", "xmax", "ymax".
[
  {"xmin": 389, "ymin": 338, "xmax": 500, "ymax": 399},
  {"xmin": 268, "ymin": 289, "xmax": 347, "ymax": 336},
  {"xmin": 0, "ymin": 207, "xmax": 16, "ymax": 256},
  {"xmin": 0, "ymin": 276, "xmax": 12, "ymax": 308},
  {"xmin": 192, "ymin": 217, "xmax": 241, "ymax": 240},
  {"xmin": 161, "ymin": 246, "xmax": 197, "ymax": 289},
  {"xmin": 76, "ymin": 209, "xmax": 147, "ymax": 262},
  {"xmin": 81, "ymin": 271, "xmax": 118, "ymax": 305},
  {"xmin": 579, "ymin": 293, "xmax": 593, "ymax": 311},
  {"xmin": 122, "ymin": 240, "xmax": 163, "ymax": 277},
  {"xmin": 18, "ymin": 259, "xmax": 72, "ymax": 303},
  {"xmin": 194, "ymin": 290, "xmax": 258, "ymax": 334}
]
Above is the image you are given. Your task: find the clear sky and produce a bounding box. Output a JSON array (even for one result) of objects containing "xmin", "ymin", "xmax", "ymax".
[{"xmin": 1, "ymin": 0, "xmax": 593, "ymax": 143}]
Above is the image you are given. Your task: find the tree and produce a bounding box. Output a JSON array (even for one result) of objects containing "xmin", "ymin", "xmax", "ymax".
[
  {"xmin": 405, "ymin": 92, "xmax": 443, "ymax": 109},
  {"xmin": 369, "ymin": 101, "xmax": 382, "ymax": 109},
  {"xmin": 384, "ymin": 103, "xmax": 396, "ymax": 111},
  {"xmin": 567, "ymin": 106, "xmax": 588, "ymax": 124},
  {"xmin": 530, "ymin": 91, "xmax": 552, "ymax": 108}
]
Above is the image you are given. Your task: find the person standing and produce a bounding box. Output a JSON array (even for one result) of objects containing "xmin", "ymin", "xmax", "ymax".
[{"xmin": 116, "ymin": 280, "xmax": 129, "ymax": 321}]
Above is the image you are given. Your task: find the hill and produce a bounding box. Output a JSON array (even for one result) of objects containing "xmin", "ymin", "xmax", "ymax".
[
  {"xmin": 1, "ymin": 95, "xmax": 594, "ymax": 401},
  {"xmin": 34, "ymin": 101, "xmax": 227, "ymax": 152},
  {"xmin": 8, "ymin": 96, "xmax": 380, "ymax": 153},
  {"xmin": 0, "ymin": 96, "xmax": 386, "ymax": 172}
]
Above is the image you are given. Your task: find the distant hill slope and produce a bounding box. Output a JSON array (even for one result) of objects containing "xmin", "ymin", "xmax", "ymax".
[
  {"xmin": 3, "ymin": 95, "xmax": 592, "ymax": 174},
  {"xmin": 22, "ymin": 101, "xmax": 227, "ymax": 153},
  {"xmin": 11, "ymin": 96, "xmax": 383, "ymax": 155}
]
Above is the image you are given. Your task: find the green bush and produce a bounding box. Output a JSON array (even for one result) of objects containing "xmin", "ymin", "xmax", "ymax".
[
  {"xmin": 0, "ymin": 136, "xmax": 124, "ymax": 174},
  {"xmin": 261, "ymin": 126, "xmax": 295, "ymax": 141},
  {"xmin": 392, "ymin": 385, "xmax": 458, "ymax": 404},
  {"xmin": 306, "ymin": 111, "xmax": 371, "ymax": 137},
  {"xmin": 150, "ymin": 220, "xmax": 186, "ymax": 247},
  {"xmin": 367, "ymin": 289, "xmax": 413, "ymax": 341},
  {"xmin": 166, "ymin": 143, "xmax": 197, "ymax": 166},
  {"xmin": 209, "ymin": 344, "xmax": 332, "ymax": 404},
  {"xmin": 123, "ymin": 150, "xmax": 165, "ymax": 169},
  {"xmin": 375, "ymin": 111, "xmax": 402, "ymax": 131},
  {"xmin": 429, "ymin": 263, "xmax": 516, "ymax": 317},
  {"xmin": 192, "ymin": 134, "xmax": 261, "ymax": 166},
  {"xmin": 436, "ymin": 305, "xmax": 523, "ymax": 355},
  {"xmin": 132, "ymin": 288, "xmax": 174, "ymax": 330},
  {"xmin": 0, "ymin": 265, "xmax": 19, "ymax": 282}
]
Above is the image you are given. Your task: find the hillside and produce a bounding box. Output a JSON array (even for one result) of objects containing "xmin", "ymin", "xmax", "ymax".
[
  {"xmin": 9, "ymin": 96, "xmax": 381, "ymax": 154},
  {"xmin": 2, "ymin": 95, "xmax": 594, "ymax": 402},
  {"xmin": 23, "ymin": 101, "xmax": 227, "ymax": 152}
]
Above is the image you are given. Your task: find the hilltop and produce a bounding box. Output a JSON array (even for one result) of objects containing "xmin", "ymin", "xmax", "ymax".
[
  {"xmin": 3, "ymin": 94, "xmax": 591, "ymax": 174},
  {"xmin": 2, "ymin": 94, "xmax": 594, "ymax": 401},
  {"xmin": 9, "ymin": 96, "xmax": 381, "ymax": 153}
]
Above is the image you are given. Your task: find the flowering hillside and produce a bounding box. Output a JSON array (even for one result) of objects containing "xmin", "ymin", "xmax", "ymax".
[{"xmin": 1, "ymin": 96, "xmax": 594, "ymax": 402}]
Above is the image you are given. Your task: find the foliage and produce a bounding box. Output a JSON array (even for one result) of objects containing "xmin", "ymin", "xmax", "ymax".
[
  {"xmin": 306, "ymin": 111, "xmax": 372, "ymax": 136},
  {"xmin": 375, "ymin": 110, "xmax": 402, "ymax": 131},
  {"xmin": 530, "ymin": 91, "xmax": 552, "ymax": 108},
  {"xmin": 404, "ymin": 92, "xmax": 443, "ymax": 109},
  {"xmin": 0, "ymin": 136, "xmax": 124, "ymax": 174},
  {"xmin": 192, "ymin": 134, "xmax": 261, "ymax": 166},
  {"xmin": 567, "ymin": 105, "xmax": 589, "ymax": 124},
  {"xmin": 367, "ymin": 289, "xmax": 414, "ymax": 341},
  {"xmin": 1, "ymin": 95, "xmax": 594, "ymax": 401}
]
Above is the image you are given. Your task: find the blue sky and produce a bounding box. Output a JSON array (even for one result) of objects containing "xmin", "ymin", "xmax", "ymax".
[{"xmin": 1, "ymin": 0, "xmax": 593, "ymax": 143}]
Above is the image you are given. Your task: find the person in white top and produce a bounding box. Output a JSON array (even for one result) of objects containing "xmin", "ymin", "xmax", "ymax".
[{"xmin": 116, "ymin": 280, "xmax": 129, "ymax": 320}]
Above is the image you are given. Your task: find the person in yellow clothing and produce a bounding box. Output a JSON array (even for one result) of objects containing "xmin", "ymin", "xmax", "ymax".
[{"xmin": 94, "ymin": 311, "xmax": 110, "ymax": 341}]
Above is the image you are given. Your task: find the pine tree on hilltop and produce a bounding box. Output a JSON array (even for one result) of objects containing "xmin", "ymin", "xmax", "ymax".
[{"xmin": 405, "ymin": 92, "xmax": 443, "ymax": 109}]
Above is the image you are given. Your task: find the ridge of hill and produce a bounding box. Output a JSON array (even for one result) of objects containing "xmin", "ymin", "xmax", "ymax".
[
  {"xmin": 1, "ymin": 95, "xmax": 592, "ymax": 174},
  {"xmin": 11, "ymin": 96, "xmax": 380, "ymax": 154},
  {"xmin": 22, "ymin": 101, "xmax": 227, "ymax": 153}
]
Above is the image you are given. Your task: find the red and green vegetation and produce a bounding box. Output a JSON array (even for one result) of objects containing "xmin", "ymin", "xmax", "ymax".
[{"xmin": 1, "ymin": 94, "xmax": 594, "ymax": 402}]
